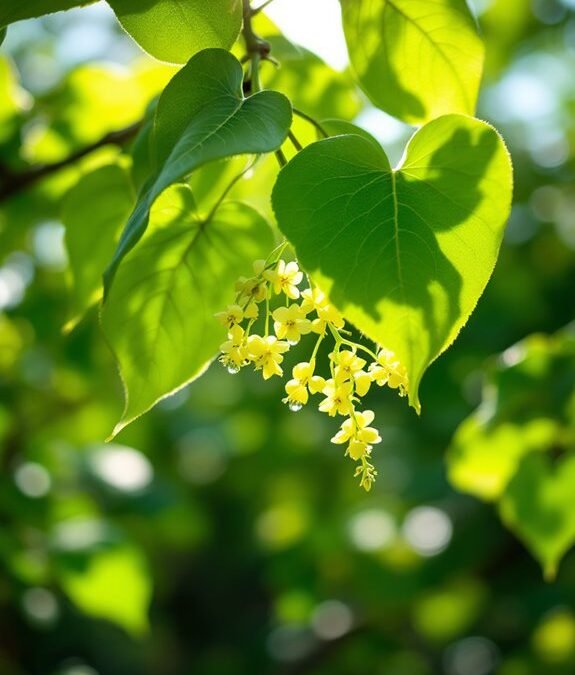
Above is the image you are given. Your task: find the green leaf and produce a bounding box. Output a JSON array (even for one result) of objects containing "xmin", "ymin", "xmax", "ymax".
[
  {"xmin": 62, "ymin": 164, "xmax": 134, "ymax": 329},
  {"xmin": 104, "ymin": 48, "xmax": 291, "ymax": 293},
  {"xmin": 60, "ymin": 545, "xmax": 151, "ymax": 636},
  {"xmin": 447, "ymin": 330, "xmax": 575, "ymax": 500},
  {"xmin": 272, "ymin": 114, "xmax": 513, "ymax": 411},
  {"xmin": 107, "ymin": 0, "xmax": 242, "ymax": 64},
  {"xmin": 340, "ymin": 0, "xmax": 485, "ymax": 124},
  {"xmin": 447, "ymin": 416, "xmax": 557, "ymax": 501},
  {"xmin": 0, "ymin": 0, "xmax": 94, "ymax": 27},
  {"xmin": 500, "ymin": 454, "xmax": 575, "ymax": 580},
  {"xmin": 101, "ymin": 185, "xmax": 274, "ymax": 435}
]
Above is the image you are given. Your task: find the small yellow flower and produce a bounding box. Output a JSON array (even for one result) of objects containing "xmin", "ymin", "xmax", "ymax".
[
  {"xmin": 300, "ymin": 287, "xmax": 327, "ymax": 315},
  {"xmin": 311, "ymin": 318, "xmax": 327, "ymax": 334},
  {"xmin": 265, "ymin": 260, "xmax": 303, "ymax": 299},
  {"xmin": 317, "ymin": 303, "xmax": 344, "ymax": 329},
  {"xmin": 354, "ymin": 370, "xmax": 372, "ymax": 397},
  {"xmin": 348, "ymin": 440, "xmax": 369, "ymax": 461},
  {"xmin": 319, "ymin": 379, "xmax": 353, "ymax": 417},
  {"xmin": 219, "ymin": 325, "xmax": 247, "ymax": 372},
  {"xmin": 215, "ymin": 304, "xmax": 244, "ymax": 329},
  {"xmin": 293, "ymin": 362, "xmax": 326, "ymax": 393},
  {"xmin": 244, "ymin": 302, "xmax": 259, "ymax": 320},
  {"xmin": 283, "ymin": 361, "xmax": 326, "ymax": 410},
  {"xmin": 300, "ymin": 288, "xmax": 344, "ymax": 328},
  {"xmin": 331, "ymin": 410, "xmax": 381, "ymax": 446},
  {"xmin": 369, "ymin": 348, "xmax": 408, "ymax": 395},
  {"xmin": 247, "ymin": 335, "xmax": 289, "ymax": 380},
  {"xmin": 332, "ymin": 350, "xmax": 366, "ymax": 383},
  {"xmin": 284, "ymin": 379, "xmax": 309, "ymax": 408},
  {"xmin": 273, "ymin": 304, "xmax": 312, "ymax": 344}
]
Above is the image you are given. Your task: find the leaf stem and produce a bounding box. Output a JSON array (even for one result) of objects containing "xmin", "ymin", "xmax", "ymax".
[
  {"xmin": 288, "ymin": 130, "xmax": 303, "ymax": 152},
  {"xmin": 242, "ymin": 0, "xmax": 271, "ymax": 95},
  {"xmin": 252, "ymin": 0, "xmax": 276, "ymax": 14},
  {"xmin": 275, "ymin": 148, "xmax": 287, "ymax": 167},
  {"xmin": 293, "ymin": 108, "xmax": 329, "ymax": 138}
]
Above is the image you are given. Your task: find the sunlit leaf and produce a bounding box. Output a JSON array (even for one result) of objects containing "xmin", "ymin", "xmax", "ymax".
[
  {"xmin": 447, "ymin": 330, "xmax": 575, "ymax": 500},
  {"xmin": 500, "ymin": 453, "xmax": 575, "ymax": 580},
  {"xmin": 62, "ymin": 164, "xmax": 134, "ymax": 328},
  {"xmin": 60, "ymin": 545, "xmax": 151, "ymax": 636},
  {"xmin": 101, "ymin": 185, "xmax": 274, "ymax": 434},
  {"xmin": 107, "ymin": 0, "xmax": 242, "ymax": 64},
  {"xmin": 104, "ymin": 49, "xmax": 291, "ymax": 292},
  {"xmin": 340, "ymin": 0, "xmax": 485, "ymax": 124},
  {"xmin": 273, "ymin": 114, "xmax": 513, "ymax": 411}
]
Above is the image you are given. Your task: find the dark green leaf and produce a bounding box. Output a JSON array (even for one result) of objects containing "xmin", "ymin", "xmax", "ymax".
[{"xmin": 104, "ymin": 48, "xmax": 291, "ymax": 293}]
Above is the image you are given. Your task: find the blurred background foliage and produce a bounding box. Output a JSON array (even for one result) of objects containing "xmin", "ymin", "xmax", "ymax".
[{"xmin": 0, "ymin": 1, "xmax": 575, "ymax": 674}]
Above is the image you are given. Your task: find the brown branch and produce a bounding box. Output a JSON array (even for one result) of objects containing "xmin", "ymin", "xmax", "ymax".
[{"xmin": 0, "ymin": 120, "xmax": 142, "ymax": 203}]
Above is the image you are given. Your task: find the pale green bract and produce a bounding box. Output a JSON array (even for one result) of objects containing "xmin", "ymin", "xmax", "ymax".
[
  {"xmin": 104, "ymin": 48, "xmax": 292, "ymax": 293},
  {"xmin": 340, "ymin": 0, "xmax": 485, "ymax": 124},
  {"xmin": 272, "ymin": 114, "xmax": 513, "ymax": 412},
  {"xmin": 107, "ymin": 0, "xmax": 242, "ymax": 64},
  {"xmin": 101, "ymin": 185, "xmax": 274, "ymax": 435}
]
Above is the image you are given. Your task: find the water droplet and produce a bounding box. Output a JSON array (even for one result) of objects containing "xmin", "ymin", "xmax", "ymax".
[
  {"xmin": 226, "ymin": 364, "xmax": 241, "ymax": 375},
  {"xmin": 288, "ymin": 339, "xmax": 299, "ymax": 346},
  {"xmin": 289, "ymin": 402, "xmax": 303, "ymax": 412}
]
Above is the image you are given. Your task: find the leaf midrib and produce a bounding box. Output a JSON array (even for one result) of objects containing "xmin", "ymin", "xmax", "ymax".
[{"xmin": 384, "ymin": 0, "xmax": 471, "ymax": 111}]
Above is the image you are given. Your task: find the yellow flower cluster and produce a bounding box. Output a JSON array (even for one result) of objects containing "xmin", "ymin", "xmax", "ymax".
[{"xmin": 215, "ymin": 255, "xmax": 408, "ymax": 491}]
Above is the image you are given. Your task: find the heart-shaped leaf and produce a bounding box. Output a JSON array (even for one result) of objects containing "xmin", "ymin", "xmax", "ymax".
[
  {"xmin": 341, "ymin": 0, "xmax": 484, "ymax": 124},
  {"xmin": 104, "ymin": 48, "xmax": 291, "ymax": 293},
  {"xmin": 62, "ymin": 164, "xmax": 135, "ymax": 329},
  {"xmin": 101, "ymin": 185, "xmax": 274, "ymax": 435},
  {"xmin": 447, "ymin": 331, "xmax": 575, "ymax": 501},
  {"xmin": 500, "ymin": 453, "xmax": 575, "ymax": 580},
  {"xmin": 107, "ymin": 0, "xmax": 242, "ymax": 64},
  {"xmin": 272, "ymin": 114, "xmax": 513, "ymax": 411}
]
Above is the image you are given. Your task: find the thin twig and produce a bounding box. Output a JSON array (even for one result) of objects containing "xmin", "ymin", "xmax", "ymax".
[
  {"xmin": 242, "ymin": 0, "xmax": 271, "ymax": 94},
  {"xmin": 0, "ymin": 121, "xmax": 142, "ymax": 202},
  {"xmin": 252, "ymin": 0, "xmax": 277, "ymax": 15}
]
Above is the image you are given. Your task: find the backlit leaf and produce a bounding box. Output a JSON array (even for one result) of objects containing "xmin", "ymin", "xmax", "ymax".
[
  {"xmin": 62, "ymin": 164, "xmax": 134, "ymax": 328},
  {"xmin": 341, "ymin": 0, "xmax": 485, "ymax": 124},
  {"xmin": 107, "ymin": 0, "xmax": 242, "ymax": 64},
  {"xmin": 272, "ymin": 114, "xmax": 513, "ymax": 411},
  {"xmin": 101, "ymin": 185, "xmax": 274, "ymax": 434}
]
